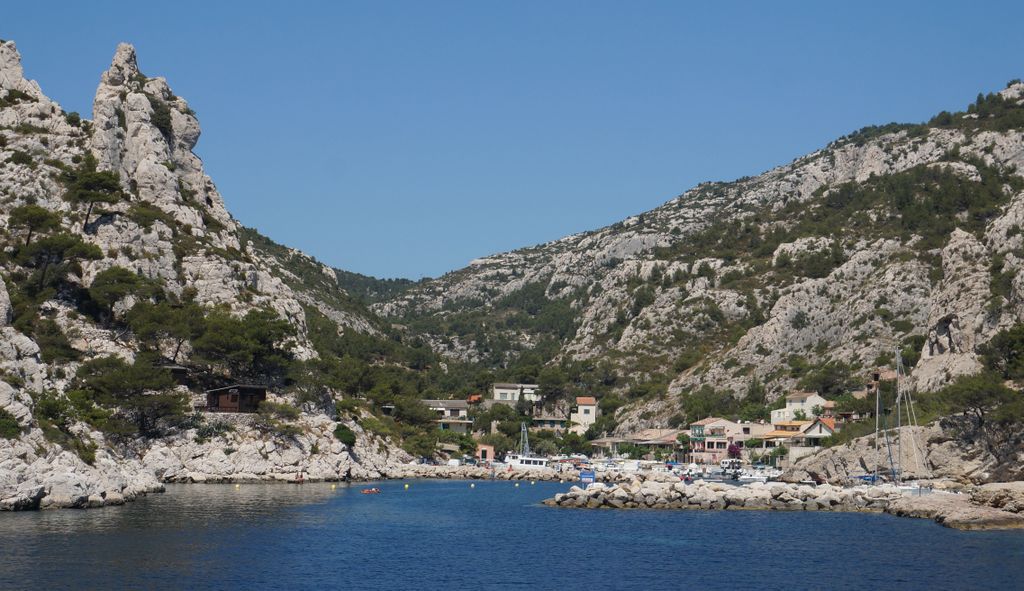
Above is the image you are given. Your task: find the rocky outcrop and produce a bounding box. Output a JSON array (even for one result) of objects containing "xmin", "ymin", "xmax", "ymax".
[
  {"xmin": 0, "ymin": 431, "xmax": 163, "ymax": 510},
  {"xmin": 783, "ymin": 421, "xmax": 1024, "ymax": 486},
  {"xmin": 543, "ymin": 475, "xmax": 1024, "ymax": 530},
  {"xmin": 141, "ymin": 413, "xmax": 411, "ymax": 483}
]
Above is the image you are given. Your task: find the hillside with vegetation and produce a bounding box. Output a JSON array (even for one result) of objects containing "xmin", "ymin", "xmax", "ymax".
[
  {"xmin": 0, "ymin": 40, "xmax": 497, "ymax": 508},
  {"xmin": 3, "ymin": 37, "xmax": 1024, "ymax": 508},
  {"xmin": 373, "ymin": 80, "xmax": 1024, "ymax": 451}
]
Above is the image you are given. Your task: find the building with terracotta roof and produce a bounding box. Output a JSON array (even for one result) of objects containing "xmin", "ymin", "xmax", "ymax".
[{"xmin": 569, "ymin": 396, "xmax": 600, "ymax": 435}]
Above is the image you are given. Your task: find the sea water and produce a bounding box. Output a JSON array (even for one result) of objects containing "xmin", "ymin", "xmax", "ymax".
[{"xmin": 0, "ymin": 479, "xmax": 1021, "ymax": 590}]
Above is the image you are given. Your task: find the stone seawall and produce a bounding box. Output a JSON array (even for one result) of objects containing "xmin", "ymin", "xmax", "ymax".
[
  {"xmin": 542, "ymin": 477, "xmax": 1024, "ymax": 531},
  {"xmin": 394, "ymin": 465, "xmax": 575, "ymax": 481}
]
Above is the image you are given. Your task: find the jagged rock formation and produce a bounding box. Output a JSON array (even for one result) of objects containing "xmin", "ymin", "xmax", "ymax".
[{"xmin": 0, "ymin": 40, "xmax": 404, "ymax": 509}]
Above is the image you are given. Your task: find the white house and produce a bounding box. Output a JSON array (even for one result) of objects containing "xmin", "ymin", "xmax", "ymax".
[
  {"xmin": 491, "ymin": 383, "xmax": 541, "ymax": 403},
  {"xmin": 771, "ymin": 391, "xmax": 829, "ymax": 424},
  {"xmin": 421, "ymin": 399, "xmax": 474, "ymax": 434},
  {"xmin": 569, "ymin": 396, "xmax": 599, "ymax": 434}
]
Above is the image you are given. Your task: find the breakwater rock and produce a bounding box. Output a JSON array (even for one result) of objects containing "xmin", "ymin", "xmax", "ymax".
[
  {"xmin": 542, "ymin": 478, "xmax": 1024, "ymax": 530},
  {"xmin": 392, "ymin": 465, "xmax": 575, "ymax": 481}
]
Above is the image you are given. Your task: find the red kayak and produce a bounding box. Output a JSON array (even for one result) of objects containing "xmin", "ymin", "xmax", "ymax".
[{"xmin": 361, "ymin": 488, "xmax": 382, "ymax": 494}]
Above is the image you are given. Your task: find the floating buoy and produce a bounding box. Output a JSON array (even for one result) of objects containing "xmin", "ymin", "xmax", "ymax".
[
  {"xmin": 514, "ymin": 482, "xmax": 520, "ymax": 488},
  {"xmin": 234, "ymin": 484, "xmax": 239, "ymax": 489},
  {"xmin": 470, "ymin": 483, "xmax": 475, "ymax": 489},
  {"xmin": 531, "ymin": 481, "xmax": 536, "ymax": 485},
  {"xmin": 559, "ymin": 479, "xmax": 564, "ymax": 484},
  {"xmin": 331, "ymin": 484, "xmax": 336, "ymax": 490},
  {"xmin": 404, "ymin": 483, "xmax": 410, "ymax": 490}
]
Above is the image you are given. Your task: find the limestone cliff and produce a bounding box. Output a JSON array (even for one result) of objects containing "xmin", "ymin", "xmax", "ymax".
[{"xmin": 0, "ymin": 41, "xmax": 405, "ymax": 509}]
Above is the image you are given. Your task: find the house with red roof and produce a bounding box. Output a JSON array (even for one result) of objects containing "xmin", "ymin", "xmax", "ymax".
[{"xmin": 569, "ymin": 396, "xmax": 599, "ymax": 434}]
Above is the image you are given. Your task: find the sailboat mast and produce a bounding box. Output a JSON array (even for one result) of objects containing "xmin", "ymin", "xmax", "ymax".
[
  {"xmin": 874, "ymin": 371, "xmax": 881, "ymax": 483},
  {"xmin": 519, "ymin": 422, "xmax": 531, "ymax": 457},
  {"xmin": 895, "ymin": 347, "xmax": 904, "ymax": 484}
]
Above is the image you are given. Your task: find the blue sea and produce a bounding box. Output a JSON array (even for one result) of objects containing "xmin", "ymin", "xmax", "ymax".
[{"xmin": 0, "ymin": 479, "xmax": 1021, "ymax": 590}]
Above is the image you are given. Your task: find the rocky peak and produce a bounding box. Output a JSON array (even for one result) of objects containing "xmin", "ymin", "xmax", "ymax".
[
  {"xmin": 99, "ymin": 42, "xmax": 140, "ymax": 89},
  {"xmin": 0, "ymin": 40, "xmax": 46, "ymax": 101},
  {"xmin": 90, "ymin": 42, "xmax": 234, "ymax": 236}
]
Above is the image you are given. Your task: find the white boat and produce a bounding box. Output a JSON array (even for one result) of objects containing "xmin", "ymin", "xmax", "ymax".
[
  {"xmin": 503, "ymin": 423, "xmax": 551, "ymax": 470},
  {"xmin": 504, "ymin": 453, "xmax": 551, "ymax": 470}
]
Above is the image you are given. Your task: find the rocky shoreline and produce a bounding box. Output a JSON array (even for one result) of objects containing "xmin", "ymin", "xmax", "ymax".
[{"xmin": 541, "ymin": 476, "xmax": 1024, "ymax": 531}]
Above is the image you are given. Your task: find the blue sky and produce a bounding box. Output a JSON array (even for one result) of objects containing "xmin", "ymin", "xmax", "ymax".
[{"xmin": 4, "ymin": 1, "xmax": 1024, "ymax": 278}]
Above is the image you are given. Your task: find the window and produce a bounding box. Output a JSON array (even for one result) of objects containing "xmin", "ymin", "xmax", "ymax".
[{"xmin": 583, "ymin": 408, "xmax": 591, "ymax": 415}]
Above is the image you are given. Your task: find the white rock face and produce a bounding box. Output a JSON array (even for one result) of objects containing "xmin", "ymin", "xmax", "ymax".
[
  {"xmin": 0, "ymin": 277, "xmax": 11, "ymax": 325},
  {"xmin": 141, "ymin": 414, "xmax": 411, "ymax": 484},
  {"xmin": 0, "ymin": 41, "xmax": 405, "ymax": 509}
]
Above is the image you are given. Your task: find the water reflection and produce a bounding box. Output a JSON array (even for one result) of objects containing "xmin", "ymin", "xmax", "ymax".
[{"xmin": 0, "ymin": 480, "xmax": 1022, "ymax": 591}]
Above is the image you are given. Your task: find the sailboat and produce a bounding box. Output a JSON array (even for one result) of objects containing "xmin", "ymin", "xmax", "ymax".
[
  {"xmin": 872, "ymin": 347, "xmax": 929, "ymax": 488},
  {"xmin": 503, "ymin": 423, "xmax": 551, "ymax": 470}
]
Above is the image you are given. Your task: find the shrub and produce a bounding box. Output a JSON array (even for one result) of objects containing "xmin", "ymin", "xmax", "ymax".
[
  {"xmin": 195, "ymin": 420, "xmax": 235, "ymax": 443},
  {"xmin": 34, "ymin": 319, "xmax": 80, "ymax": 363},
  {"xmin": 0, "ymin": 408, "xmax": 23, "ymax": 439},
  {"xmin": 333, "ymin": 424, "xmax": 356, "ymax": 447},
  {"xmin": 258, "ymin": 400, "xmax": 300, "ymax": 420},
  {"xmin": 6, "ymin": 150, "xmax": 33, "ymax": 167},
  {"xmin": 127, "ymin": 203, "xmax": 177, "ymax": 230},
  {"xmin": 335, "ymin": 398, "xmax": 363, "ymax": 416},
  {"xmin": 402, "ymin": 432, "xmax": 438, "ymax": 457},
  {"xmin": 146, "ymin": 93, "xmax": 173, "ymax": 137}
]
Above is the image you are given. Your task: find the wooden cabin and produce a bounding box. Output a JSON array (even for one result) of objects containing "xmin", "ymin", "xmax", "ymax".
[{"xmin": 204, "ymin": 385, "xmax": 267, "ymax": 413}]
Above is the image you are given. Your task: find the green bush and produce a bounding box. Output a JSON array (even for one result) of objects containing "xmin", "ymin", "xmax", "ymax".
[
  {"xmin": 258, "ymin": 400, "xmax": 300, "ymax": 420},
  {"xmin": 333, "ymin": 424, "xmax": 356, "ymax": 447},
  {"xmin": 359, "ymin": 416, "xmax": 396, "ymax": 438},
  {"xmin": 334, "ymin": 398, "xmax": 364, "ymax": 416},
  {"xmin": 402, "ymin": 432, "xmax": 438, "ymax": 457},
  {"xmin": 34, "ymin": 319, "xmax": 80, "ymax": 363},
  {"xmin": 6, "ymin": 150, "xmax": 33, "ymax": 167},
  {"xmin": 146, "ymin": 93, "xmax": 173, "ymax": 137},
  {"xmin": 0, "ymin": 408, "xmax": 23, "ymax": 439},
  {"xmin": 195, "ymin": 420, "xmax": 235, "ymax": 443},
  {"xmin": 127, "ymin": 203, "xmax": 178, "ymax": 230}
]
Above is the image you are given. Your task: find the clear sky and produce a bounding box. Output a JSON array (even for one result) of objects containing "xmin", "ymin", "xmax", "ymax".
[{"xmin": 3, "ymin": 1, "xmax": 1024, "ymax": 279}]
